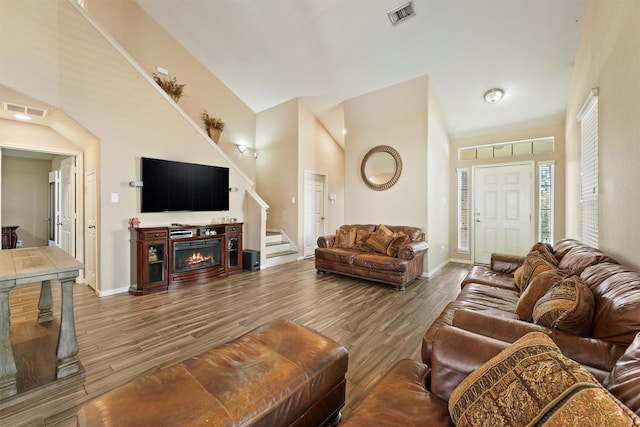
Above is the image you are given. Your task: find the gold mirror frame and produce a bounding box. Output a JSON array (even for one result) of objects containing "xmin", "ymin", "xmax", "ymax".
[{"xmin": 360, "ymin": 145, "xmax": 403, "ymax": 191}]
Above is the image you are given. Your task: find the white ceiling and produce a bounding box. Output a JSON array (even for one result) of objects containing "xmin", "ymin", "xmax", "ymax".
[{"xmin": 135, "ymin": 0, "xmax": 585, "ymax": 143}]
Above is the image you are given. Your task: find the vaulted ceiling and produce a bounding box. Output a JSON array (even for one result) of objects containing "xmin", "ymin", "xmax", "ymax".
[{"xmin": 136, "ymin": 0, "xmax": 585, "ymax": 143}]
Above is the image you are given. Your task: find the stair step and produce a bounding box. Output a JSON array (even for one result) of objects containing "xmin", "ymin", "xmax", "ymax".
[
  {"xmin": 266, "ymin": 241, "xmax": 288, "ymax": 247},
  {"xmin": 266, "ymin": 249, "xmax": 297, "ymax": 259}
]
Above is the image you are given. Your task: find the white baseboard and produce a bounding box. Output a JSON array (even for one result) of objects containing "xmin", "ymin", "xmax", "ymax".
[
  {"xmin": 423, "ymin": 259, "xmax": 449, "ymax": 277},
  {"xmin": 449, "ymin": 258, "xmax": 472, "ymax": 264},
  {"xmin": 98, "ymin": 285, "xmax": 130, "ymax": 297}
]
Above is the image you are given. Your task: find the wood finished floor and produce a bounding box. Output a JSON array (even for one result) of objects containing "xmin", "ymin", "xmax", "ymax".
[{"xmin": 1, "ymin": 259, "xmax": 470, "ymax": 426}]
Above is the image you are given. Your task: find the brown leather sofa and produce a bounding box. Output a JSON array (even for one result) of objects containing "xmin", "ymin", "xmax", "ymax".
[
  {"xmin": 315, "ymin": 224, "xmax": 428, "ymax": 290},
  {"xmin": 343, "ymin": 325, "xmax": 640, "ymax": 426},
  {"xmin": 75, "ymin": 320, "xmax": 348, "ymax": 426},
  {"xmin": 422, "ymin": 238, "xmax": 640, "ymax": 384}
]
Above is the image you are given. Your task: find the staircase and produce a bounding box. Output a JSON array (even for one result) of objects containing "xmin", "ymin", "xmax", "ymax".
[{"xmin": 264, "ymin": 229, "xmax": 298, "ymax": 268}]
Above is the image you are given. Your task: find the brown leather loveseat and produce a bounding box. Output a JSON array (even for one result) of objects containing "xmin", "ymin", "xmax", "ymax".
[{"xmin": 315, "ymin": 224, "xmax": 428, "ymax": 290}]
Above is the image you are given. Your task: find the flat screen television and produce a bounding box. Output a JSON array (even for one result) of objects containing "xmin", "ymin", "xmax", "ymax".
[{"xmin": 141, "ymin": 157, "xmax": 229, "ymax": 213}]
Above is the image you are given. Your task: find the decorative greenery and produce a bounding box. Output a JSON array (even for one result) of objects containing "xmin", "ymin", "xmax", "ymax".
[
  {"xmin": 201, "ymin": 110, "xmax": 225, "ymax": 139},
  {"xmin": 153, "ymin": 73, "xmax": 185, "ymax": 102}
]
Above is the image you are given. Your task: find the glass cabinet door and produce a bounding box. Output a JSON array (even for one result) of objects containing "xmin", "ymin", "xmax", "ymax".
[{"xmin": 146, "ymin": 242, "xmax": 166, "ymax": 283}]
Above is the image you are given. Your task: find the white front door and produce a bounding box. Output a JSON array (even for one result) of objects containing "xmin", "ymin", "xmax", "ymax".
[
  {"xmin": 473, "ymin": 162, "xmax": 533, "ymax": 264},
  {"xmin": 85, "ymin": 170, "xmax": 98, "ymax": 291},
  {"xmin": 60, "ymin": 157, "xmax": 76, "ymax": 256},
  {"xmin": 303, "ymin": 171, "xmax": 326, "ymax": 258}
]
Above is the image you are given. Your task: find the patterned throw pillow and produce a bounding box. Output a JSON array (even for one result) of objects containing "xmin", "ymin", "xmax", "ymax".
[
  {"xmin": 449, "ymin": 332, "xmax": 640, "ymax": 427},
  {"xmin": 355, "ymin": 229, "xmax": 374, "ymax": 252},
  {"xmin": 386, "ymin": 232, "xmax": 408, "ymax": 257},
  {"xmin": 514, "ymin": 251, "xmax": 557, "ymax": 292},
  {"xmin": 515, "ymin": 269, "xmax": 571, "ymax": 321},
  {"xmin": 365, "ymin": 224, "xmax": 395, "ymax": 254},
  {"xmin": 335, "ymin": 227, "xmax": 357, "ymax": 249},
  {"xmin": 533, "ymin": 276, "xmax": 595, "ymax": 336}
]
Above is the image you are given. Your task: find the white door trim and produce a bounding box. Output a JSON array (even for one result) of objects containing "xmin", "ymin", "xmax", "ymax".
[{"xmin": 303, "ymin": 170, "xmax": 328, "ymax": 258}]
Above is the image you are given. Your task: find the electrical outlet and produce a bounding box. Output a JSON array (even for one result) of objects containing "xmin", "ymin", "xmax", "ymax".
[{"xmin": 16, "ymin": 240, "xmax": 23, "ymax": 247}]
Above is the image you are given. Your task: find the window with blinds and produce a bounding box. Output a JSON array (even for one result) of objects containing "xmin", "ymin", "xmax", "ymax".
[
  {"xmin": 538, "ymin": 162, "xmax": 554, "ymax": 244},
  {"xmin": 578, "ymin": 89, "xmax": 599, "ymax": 247},
  {"xmin": 457, "ymin": 168, "xmax": 469, "ymax": 252}
]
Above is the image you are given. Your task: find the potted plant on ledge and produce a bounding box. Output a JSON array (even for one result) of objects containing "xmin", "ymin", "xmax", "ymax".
[
  {"xmin": 152, "ymin": 73, "xmax": 186, "ymax": 102},
  {"xmin": 201, "ymin": 110, "xmax": 225, "ymax": 144}
]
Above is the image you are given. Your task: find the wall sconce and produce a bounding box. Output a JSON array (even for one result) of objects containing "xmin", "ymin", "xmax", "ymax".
[{"xmin": 237, "ymin": 144, "xmax": 248, "ymax": 153}]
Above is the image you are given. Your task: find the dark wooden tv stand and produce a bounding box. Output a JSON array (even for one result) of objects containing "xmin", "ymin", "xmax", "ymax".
[{"xmin": 129, "ymin": 223, "xmax": 243, "ymax": 295}]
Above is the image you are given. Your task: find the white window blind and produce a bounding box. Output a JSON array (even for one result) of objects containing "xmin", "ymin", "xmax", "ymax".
[
  {"xmin": 457, "ymin": 168, "xmax": 469, "ymax": 252},
  {"xmin": 538, "ymin": 162, "xmax": 554, "ymax": 244},
  {"xmin": 577, "ymin": 89, "xmax": 599, "ymax": 247}
]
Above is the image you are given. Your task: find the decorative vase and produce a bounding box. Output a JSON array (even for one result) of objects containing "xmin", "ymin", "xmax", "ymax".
[{"xmin": 208, "ymin": 128, "xmax": 222, "ymax": 144}]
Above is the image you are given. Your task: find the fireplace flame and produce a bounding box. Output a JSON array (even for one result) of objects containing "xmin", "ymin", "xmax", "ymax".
[{"xmin": 187, "ymin": 252, "xmax": 215, "ymax": 266}]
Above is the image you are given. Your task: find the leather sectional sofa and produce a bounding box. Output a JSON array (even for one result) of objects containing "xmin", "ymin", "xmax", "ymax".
[
  {"xmin": 343, "ymin": 238, "xmax": 640, "ymax": 424},
  {"xmin": 315, "ymin": 224, "xmax": 429, "ymax": 290}
]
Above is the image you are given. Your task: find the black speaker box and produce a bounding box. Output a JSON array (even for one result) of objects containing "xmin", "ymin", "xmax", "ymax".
[{"xmin": 243, "ymin": 249, "xmax": 260, "ymax": 272}]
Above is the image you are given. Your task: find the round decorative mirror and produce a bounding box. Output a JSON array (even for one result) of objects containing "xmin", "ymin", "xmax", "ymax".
[{"xmin": 360, "ymin": 145, "xmax": 402, "ymax": 191}]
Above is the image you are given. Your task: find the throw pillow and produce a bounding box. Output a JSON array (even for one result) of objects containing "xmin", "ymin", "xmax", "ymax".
[
  {"xmin": 532, "ymin": 275, "xmax": 595, "ymax": 336},
  {"xmin": 366, "ymin": 224, "xmax": 395, "ymax": 254},
  {"xmin": 355, "ymin": 229, "xmax": 374, "ymax": 252},
  {"xmin": 331, "ymin": 229, "xmax": 340, "ymax": 248},
  {"xmin": 448, "ymin": 332, "xmax": 640, "ymax": 427},
  {"xmin": 515, "ymin": 269, "xmax": 571, "ymax": 321},
  {"xmin": 386, "ymin": 232, "xmax": 409, "ymax": 257},
  {"xmin": 336, "ymin": 227, "xmax": 357, "ymax": 249},
  {"xmin": 530, "ymin": 242, "xmax": 559, "ymax": 266},
  {"xmin": 515, "ymin": 251, "xmax": 556, "ymax": 292}
]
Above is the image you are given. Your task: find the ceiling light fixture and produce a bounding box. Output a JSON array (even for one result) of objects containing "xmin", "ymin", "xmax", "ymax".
[
  {"xmin": 484, "ymin": 88, "xmax": 505, "ymax": 104},
  {"xmin": 236, "ymin": 144, "xmax": 248, "ymax": 153}
]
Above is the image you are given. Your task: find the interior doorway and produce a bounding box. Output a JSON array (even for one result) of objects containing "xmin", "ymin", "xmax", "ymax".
[
  {"xmin": 473, "ymin": 162, "xmax": 534, "ymax": 264},
  {"xmin": 303, "ymin": 171, "xmax": 327, "ymax": 258}
]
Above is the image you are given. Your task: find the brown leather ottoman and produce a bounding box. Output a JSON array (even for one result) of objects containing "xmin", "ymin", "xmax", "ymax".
[{"xmin": 76, "ymin": 320, "xmax": 348, "ymax": 426}]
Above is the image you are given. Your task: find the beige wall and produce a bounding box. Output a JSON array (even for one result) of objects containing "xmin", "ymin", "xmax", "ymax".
[
  {"xmin": 426, "ymin": 81, "xmax": 451, "ymax": 273},
  {"xmin": 256, "ymin": 98, "xmax": 344, "ymax": 256},
  {"xmin": 449, "ymin": 124, "xmax": 566, "ymax": 262},
  {"xmin": 90, "ymin": 0, "xmax": 258, "ymax": 182},
  {"xmin": 0, "ymin": 0, "xmax": 256, "ymax": 294},
  {"xmin": 344, "ymin": 76, "xmax": 432, "ymax": 272},
  {"xmin": 298, "ymin": 101, "xmax": 345, "ymax": 244},
  {"xmin": 1, "ymin": 156, "xmax": 51, "ymax": 247},
  {"xmin": 565, "ymin": 0, "xmax": 640, "ymax": 269},
  {"xmin": 256, "ymin": 99, "xmax": 299, "ymax": 238}
]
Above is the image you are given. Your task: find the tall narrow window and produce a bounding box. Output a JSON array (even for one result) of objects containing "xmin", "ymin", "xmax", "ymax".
[
  {"xmin": 577, "ymin": 89, "xmax": 599, "ymax": 247},
  {"xmin": 538, "ymin": 162, "xmax": 554, "ymax": 244},
  {"xmin": 457, "ymin": 168, "xmax": 469, "ymax": 252}
]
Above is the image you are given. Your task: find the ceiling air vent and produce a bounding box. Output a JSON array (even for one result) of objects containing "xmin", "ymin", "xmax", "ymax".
[
  {"xmin": 2, "ymin": 101, "xmax": 49, "ymax": 118},
  {"xmin": 388, "ymin": 1, "xmax": 415, "ymax": 25}
]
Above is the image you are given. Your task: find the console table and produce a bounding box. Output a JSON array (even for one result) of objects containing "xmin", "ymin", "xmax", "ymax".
[{"xmin": 0, "ymin": 246, "xmax": 83, "ymax": 400}]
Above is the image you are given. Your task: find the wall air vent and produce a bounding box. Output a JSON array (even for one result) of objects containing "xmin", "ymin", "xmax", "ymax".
[
  {"xmin": 1, "ymin": 101, "xmax": 49, "ymax": 118},
  {"xmin": 388, "ymin": 1, "xmax": 415, "ymax": 25}
]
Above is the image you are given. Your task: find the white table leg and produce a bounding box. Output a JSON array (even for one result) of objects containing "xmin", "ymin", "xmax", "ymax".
[
  {"xmin": 38, "ymin": 279, "xmax": 54, "ymax": 323},
  {"xmin": 0, "ymin": 283, "xmax": 17, "ymax": 399},
  {"xmin": 56, "ymin": 276, "xmax": 79, "ymax": 379}
]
